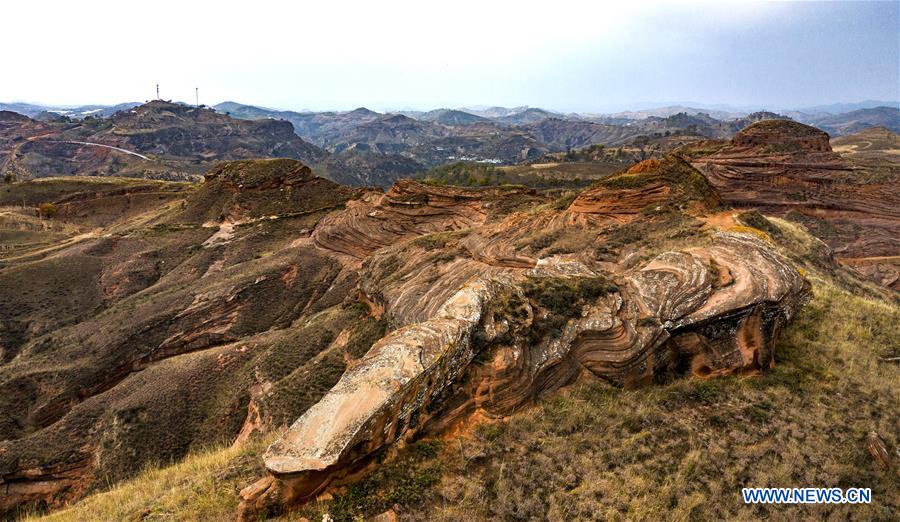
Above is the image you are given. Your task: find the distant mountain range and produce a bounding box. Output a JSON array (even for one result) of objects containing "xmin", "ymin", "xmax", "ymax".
[
  {"xmin": 2, "ymin": 99, "xmax": 897, "ymax": 187},
  {"xmin": 6, "ymin": 99, "xmax": 897, "ymax": 121},
  {"xmin": 803, "ymin": 107, "xmax": 900, "ymax": 135},
  {"xmin": 0, "ymin": 102, "xmax": 141, "ymax": 119},
  {"xmin": 794, "ymin": 100, "xmax": 900, "ymax": 115}
]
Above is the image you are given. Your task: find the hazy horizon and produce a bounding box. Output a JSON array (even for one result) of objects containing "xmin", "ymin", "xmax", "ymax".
[
  {"xmin": 3, "ymin": 1, "xmax": 898, "ymax": 113},
  {"xmin": 4, "ymin": 98, "xmax": 900, "ymax": 117}
]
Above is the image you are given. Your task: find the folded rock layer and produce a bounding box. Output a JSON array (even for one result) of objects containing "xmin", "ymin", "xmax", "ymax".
[
  {"xmin": 687, "ymin": 120, "xmax": 900, "ymax": 290},
  {"xmin": 0, "ymin": 155, "xmax": 813, "ymax": 517},
  {"xmin": 237, "ymin": 156, "xmax": 810, "ymax": 518}
]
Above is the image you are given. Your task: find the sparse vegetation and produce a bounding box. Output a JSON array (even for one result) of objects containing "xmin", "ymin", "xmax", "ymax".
[
  {"xmin": 37, "ymin": 202, "xmax": 57, "ymax": 218},
  {"xmin": 27, "ymin": 436, "xmax": 273, "ymax": 522},
  {"xmin": 412, "ymin": 230, "xmax": 469, "ymax": 251},
  {"xmin": 36, "ymin": 272, "xmax": 897, "ymax": 522},
  {"xmin": 419, "ymin": 161, "xmax": 609, "ymax": 189},
  {"xmin": 761, "ymin": 141, "xmax": 805, "ymax": 154},
  {"xmin": 520, "ymin": 276, "xmax": 618, "ymax": 337},
  {"xmin": 736, "ymin": 210, "xmax": 783, "ymax": 239},
  {"xmin": 420, "ymin": 162, "xmax": 500, "ymax": 186}
]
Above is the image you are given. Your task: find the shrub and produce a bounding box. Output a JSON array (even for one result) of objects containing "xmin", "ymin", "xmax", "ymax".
[
  {"xmin": 736, "ymin": 210, "xmax": 782, "ymax": 239},
  {"xmin": 521, "ymin": 276, "xmax": 619, "ymax": 336},
  {"xmin": 38, "ymin": 202, "xmax": 57, "ymax": 218}
]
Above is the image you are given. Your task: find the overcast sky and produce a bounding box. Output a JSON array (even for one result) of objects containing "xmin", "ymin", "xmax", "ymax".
[{"xmin": 2, "ymin": 1, "xmax": 897, "ymax": 112}]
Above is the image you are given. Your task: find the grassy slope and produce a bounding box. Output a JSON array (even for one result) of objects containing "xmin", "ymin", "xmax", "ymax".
[
  {"xmin": 29, "ymin": 222, "xmax": 899, "ymax": 522},
  {"xmin": 26, "ymin": 437, "xmax": 272, "ymax": 522},
  {"xmin": 0, "ymin": 177, "xmax": 189, "ymax": 207}
]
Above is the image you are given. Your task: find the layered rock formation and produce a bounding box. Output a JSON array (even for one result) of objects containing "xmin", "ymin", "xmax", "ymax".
[
  {"xmin": 687, "ymin": 120, "xmax": 900, "ymax": 290},
  {"xmin": 236, "ymin": 156, "xmax": 810, "ymax": 518},
  {"xmin": 0, "ymin": 155, "xmax": 813, "ymax": 517}
]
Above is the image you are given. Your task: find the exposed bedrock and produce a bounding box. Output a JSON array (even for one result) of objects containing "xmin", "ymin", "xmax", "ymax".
[
  {"xmin": 0, "ymin": 156, "xmax": 816, "ymax": 517},
  {"xmin": 311, "ymin": 179, "xmax": 538, "ymax": 263},
  {"xmin": 687, "ymin": 120, "xmax": 900, "ymax": 290},
  {"xmin": 239, "ymin": 233, "xmax": 809, "ymax": 518}
]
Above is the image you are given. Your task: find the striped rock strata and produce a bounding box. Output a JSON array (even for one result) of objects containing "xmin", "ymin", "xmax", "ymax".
[{"xmin": 239, "ymin": 228, "xmax": 809, "ymax": 517}]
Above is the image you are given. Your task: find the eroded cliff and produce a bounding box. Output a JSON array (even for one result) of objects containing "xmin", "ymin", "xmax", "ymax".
[{"xmin": 686, "ymin": 120, "xmax": 900, "ymax": 290}]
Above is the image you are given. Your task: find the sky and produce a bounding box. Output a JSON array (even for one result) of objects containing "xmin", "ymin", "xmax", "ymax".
[{"xmin": 2, "ymin": 0, "xmax": 898, "ymax": 113}]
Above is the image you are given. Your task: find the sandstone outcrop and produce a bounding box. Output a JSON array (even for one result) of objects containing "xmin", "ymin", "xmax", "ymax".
[
  {"xmin": 236, "ymin": 156, "xmax": 810, "ymax": 518},
  {"xmin": 0, "ymin": 156, "xmax": 812, "ymax": 517},
  {"xmin": 311, "ymin": 180, "xmax": 506, "ymax": 262},
  {"xmin": 567, "ymin": 156, "xmax": 722, "ymax": 223},
  {"xmin": 688, "ymin": 120, "xmax": 900, "ymax": 291}
]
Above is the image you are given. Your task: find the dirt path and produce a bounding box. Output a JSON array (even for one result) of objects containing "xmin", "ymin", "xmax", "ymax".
[
  {"xmin": 57, "ymin": 140, "xmax": 151, "ymax": 160},
  {"xmin": 0, "ymin": 229, "xmax": 100, "ymax": 263},
  {"xmin": 22, "ymin": 133, "xmax": 152, "ymax": 161}
]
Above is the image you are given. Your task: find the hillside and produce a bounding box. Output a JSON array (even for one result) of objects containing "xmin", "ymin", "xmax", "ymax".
[
  {"xmin": 808, "ymin": 106, "xmax": 900, "ymax": 136},
  {"xmin": 212, "ymin": 103, "xmax": 804, "ymax": 175},
  {"xmin": 687, "ymin": 120, "xmax": 900, "ymax": 290},
  {"xmin": 0, "ymin": 103, "xmax": 141, "ymax": 120},
  {"xmin": 416, "ymin": 109, "xmax": 491, "ymax": 126},
  {"xmin": 831, "ymin": 125, "xmax": 900, "ymax": 158},
  {"xmin": 0, "ymin": 102, "xmax": 326, "ymax": 182},
  {"xmin": 0, "ymin": 124, "xmax": 897, "ymax": 520},
  {"xmin": 3, "ymin": 152, "xmax": 894, "ymax": 521},
  {"xmin": 0, "ymin": 160, "xmax": 370, "ymax": 517},
  {"xmin": 3, "ymin": 0, "xmax": 899, "ymax": 518},
  {"xmin": 31, "ymin": 256, "xmax": 898, "ymax": 522}
]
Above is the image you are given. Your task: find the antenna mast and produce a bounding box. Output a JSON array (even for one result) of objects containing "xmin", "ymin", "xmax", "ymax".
[
  {"xmin": 156, "ymin": 84, "xmax": 160, "ymax": 100},
  {"xmin": 195, "ymin": 87, "xmax": 199, "ymax": 107}
]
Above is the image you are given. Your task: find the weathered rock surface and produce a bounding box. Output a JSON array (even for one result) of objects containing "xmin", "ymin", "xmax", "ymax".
[
  {"xmin": 0, "ymin": 155, "xmax": 814, "ymax": 518},
  {"xmin": 687, "ymin": 120, "xmax": 900, "ymax": 290},
  {"xmin": 237, "ymin": 156, "xmax": 810, "ymax": 518},
  {"xmin": 311, "ymin": 180, "xmax": 510, "ymax": 262}
]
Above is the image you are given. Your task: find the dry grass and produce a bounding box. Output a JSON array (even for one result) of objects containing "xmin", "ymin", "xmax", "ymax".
[
  {"xmin": 27, "ymin": 435, "xmax": 275, "ymax": 522},
  {"xmin": 726, "ymin": 224, "xmax": 772, "ymax": 243},
  {"xmin": 397, "ymin": 278, "xmax": 899, "ymax": 521},
  {"xmin": 280, "ymin": 270, "xmax": 898, "ymax": 521}
]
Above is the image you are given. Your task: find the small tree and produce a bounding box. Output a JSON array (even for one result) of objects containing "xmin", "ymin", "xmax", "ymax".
[
  {"xmin": 38, "ymin": 202, "xmax": 57, "ymax": 219},
  {"xmin": 3, "ymin": 173, "xmax": 14, "ymax": 183}
]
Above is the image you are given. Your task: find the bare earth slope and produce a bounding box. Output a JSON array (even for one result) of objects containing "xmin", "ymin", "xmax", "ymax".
[{"xmin": 0, "ymin": 160, "xmax": 376, "ymax": 514}]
